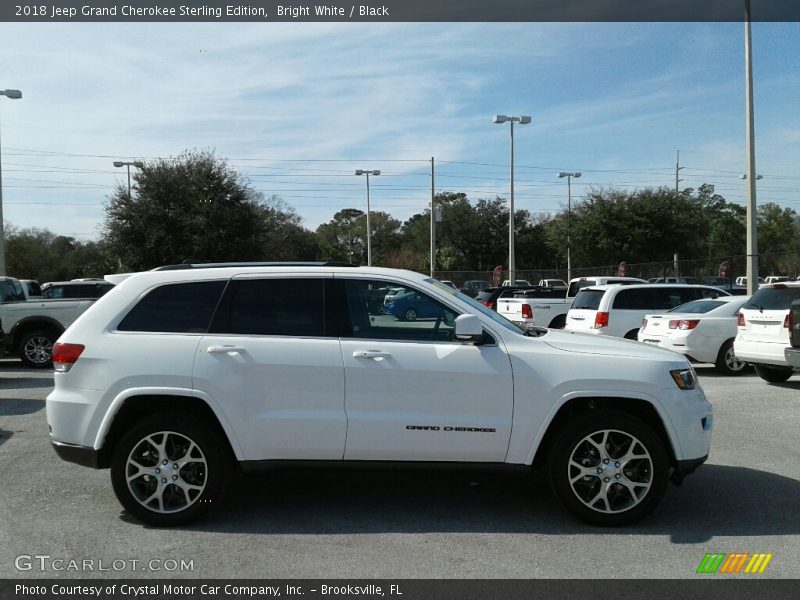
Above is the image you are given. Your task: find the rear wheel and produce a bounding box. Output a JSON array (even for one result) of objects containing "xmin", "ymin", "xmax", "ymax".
[
  {"xmin": 548, "ymin": 411, "xmax": 669, "ymax": 526},
  {"xmin": 18, "ymin": 330, "xmax": 57, "ymax": 368},
  {"xmin": 403, "ymin": 308, "xmax": 418, "ymax": 321},
  {"xmin": 754, "ymin": 364, "xmax": 793, "ymax": 383},
  {"xmin": 549, "ymin": 314, "xmax": 566, "ymax": 329},
  {"xmin": 624, "ymin": 329, "xmax": 640, "ymax": 340},
  {"xmin": 715, "ymin": 339, "xmax": 747, "ymax": 375},
  {"xmin": 110, "ymin": 414, "xmax": 229, "ymax": 526}
]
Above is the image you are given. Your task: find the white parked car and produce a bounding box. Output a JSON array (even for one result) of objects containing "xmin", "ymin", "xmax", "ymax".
[
  {"xmin": 47, "ymin": 263, "xmax": 712, "ymax": 527},
  {"xmin": 566, "ymin": 284, "xmax": 730, "ymax": 340},
  {"xmin": 502, "ymin": 279, "xmax": 533, "ymax": 287},
  {"xmin": 638, "ymin": 296, "xmax": 750, "ymax": 375},
  {"xmin": 734, "ymin": 282, "xmax": 800, "ymax": 382}
]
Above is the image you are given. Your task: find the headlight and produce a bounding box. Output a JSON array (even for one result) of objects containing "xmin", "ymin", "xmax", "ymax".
[{"xmin": 670, "ymin": 368, "xmax": 697, "ymax": 390}]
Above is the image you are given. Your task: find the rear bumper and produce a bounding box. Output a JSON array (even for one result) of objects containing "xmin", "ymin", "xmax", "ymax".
[
  {"xmin": 785, "ymin": 347, "xmax": 800, "ymax": 368},
  {"xmin": 733, "ymin": 338, "xmax": 787, "ymax": 367},
  {"xmin": 51, "ymin": 440, "xmax": 101, "ymax": 469}
]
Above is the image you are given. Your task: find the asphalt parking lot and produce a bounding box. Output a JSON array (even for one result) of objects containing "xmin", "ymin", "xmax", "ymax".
[{"xmin": 1, "ymin": 358, "xmax": 798, "ymax": 579}]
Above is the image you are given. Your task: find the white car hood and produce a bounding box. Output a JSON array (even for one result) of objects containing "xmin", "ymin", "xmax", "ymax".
[{"xmin": 541, "ymin": 329, "xmax": 685, "ymax": 362}]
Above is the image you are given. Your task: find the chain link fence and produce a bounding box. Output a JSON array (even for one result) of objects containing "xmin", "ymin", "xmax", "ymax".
[{"xmin": 433, "ymin": 251, "xmax": 800, "ymax": 289}]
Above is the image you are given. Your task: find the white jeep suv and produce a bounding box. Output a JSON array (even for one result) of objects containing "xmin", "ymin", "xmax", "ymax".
[{"xmin": 47, "ymin": 263, "xmax": 713, "ymax": 527}]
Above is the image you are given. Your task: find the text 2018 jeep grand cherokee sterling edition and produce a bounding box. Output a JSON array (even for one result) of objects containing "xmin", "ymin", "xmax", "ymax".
[{"xmin": 47, "ymin": 264, "xmax": 712, "ymax": 526}]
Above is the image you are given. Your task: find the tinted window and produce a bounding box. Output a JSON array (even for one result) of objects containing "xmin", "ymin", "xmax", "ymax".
[
  {"xmin": 118, "ymin": 281, "xmax": 226, "ymax": 333},
  {"xmin": 573, "ymin": 289, "xmax": 606, "ymax": 310},
  {"xmin": 343, "ymin": 279, "xmax": 458, "ymax": 341},
  {"xmin": 612, "ymin": 288, "xmax": 654, "ymax": 310},
  {"xmin": 0, "ymin": 280, "xmax": 26, "ymax": 302},
  {"xmin": 745, "ymin": 287, "xmax": 800, "ymax": 310},
  {"xmin": 227, "ymin": 278, "xmax": 325, "ymax": 336}
]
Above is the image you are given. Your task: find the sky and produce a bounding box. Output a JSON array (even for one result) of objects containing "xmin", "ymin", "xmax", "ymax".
[{"xmin": 0, "ymin": 21, "xmax": 798, "ymax": 240}]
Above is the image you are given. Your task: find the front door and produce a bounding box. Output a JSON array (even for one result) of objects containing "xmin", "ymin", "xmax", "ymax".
[{"xmin": 337, "ymin": 277, "xmax": 514, "ymax": 462}]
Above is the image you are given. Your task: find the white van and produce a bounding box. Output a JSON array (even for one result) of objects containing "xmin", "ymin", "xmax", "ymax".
[{"xmin": 566, "ymin": 284, "xmax": 730, "ymax": 339}]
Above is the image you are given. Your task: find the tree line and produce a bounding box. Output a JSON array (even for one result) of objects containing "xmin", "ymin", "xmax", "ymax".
[{"xmin": 5, "ymin": 151, "xmax": 799, "ymax": 282}]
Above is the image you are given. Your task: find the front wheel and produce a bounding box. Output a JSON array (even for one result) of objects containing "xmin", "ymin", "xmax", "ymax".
[
  {"xmin": 111, "ymin": 414, "xmax": 229, "ymax": 526},
  {"xmin": 403, "ymin": 308, "xmax": 418, "ymax": 321},
  {"xmin": 548, "ymin": 411, "xmax": 669, "ymax": 526},
  {"xmin": 754, "ymin": 364, "xmax": 793, "ymax": 383},
  {"xmin": 715, "ymin": 339, "xmax": 747, "ymax": 375},
  {"xmin": 18, "ymin": 330, "xmax": 57, "ymax": 368}
]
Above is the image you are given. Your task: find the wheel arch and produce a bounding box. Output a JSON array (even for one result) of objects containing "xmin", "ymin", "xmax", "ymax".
[
  {"xmin": 9, "ymin": 316, "xmax": 65, "ymax": 350},
  {"xmin": 94, "ymin": 390, "xmax": 242, "ymax": 469},
  {"xmin": 527, "ymin": 394, "xmax": 678, "ymax": 469}
]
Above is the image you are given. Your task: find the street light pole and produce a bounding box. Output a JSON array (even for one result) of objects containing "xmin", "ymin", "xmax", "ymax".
[
  {"xmin": 113, "ymin": 160, "xmax": 144, "ymax": 197},
  {"xmin": 558, "ymin": 171, "xmax": 581, "ymax": 283},
  {"xmin": 355, "ymin": 169, "xmax": 380, "ymax": 266},
  {"xmin": 744, "ymin": 0, "xmax": 759, "ymax": 295},
  {"xmin": 493, "ymin": 114, "xmax": 531, "ymax": 286},
  {"xmin": 0, "ymin": 88, "xmax": 22, "ymax": 276}
]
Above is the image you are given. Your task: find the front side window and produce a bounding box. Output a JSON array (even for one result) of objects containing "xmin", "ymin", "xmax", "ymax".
[
  {"xmin": 117, "ymin": 281, "xmax": 227, "ymax": 333},
  {"xmin": 343, "ymin": 279, "xmax": 458, "ymax": 341}
]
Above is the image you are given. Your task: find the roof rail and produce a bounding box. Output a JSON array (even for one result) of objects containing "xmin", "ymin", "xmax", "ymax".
[{"xmin": 152, "ymin": 261, "xmax": 357, "ymax": 271}]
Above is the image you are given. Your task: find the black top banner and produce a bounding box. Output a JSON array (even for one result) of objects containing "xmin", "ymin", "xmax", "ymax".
[{"xmin": 3, "ymin": 0, "xmax": 800, "ymax": 22}]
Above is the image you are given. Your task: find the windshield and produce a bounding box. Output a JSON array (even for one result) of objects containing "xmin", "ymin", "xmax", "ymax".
[{"xmin": 426, "ymin": 278, "xmax": 525, "ymax": 335}]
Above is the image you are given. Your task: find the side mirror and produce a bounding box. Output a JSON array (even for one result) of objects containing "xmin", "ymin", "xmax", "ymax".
[{"xmin": 454, "ymin": 314, "xmax": 483, "ymax": 343}]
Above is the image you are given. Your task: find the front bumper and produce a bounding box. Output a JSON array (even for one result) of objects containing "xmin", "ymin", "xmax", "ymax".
[
  {"xmin": 671, "ymin": 454, "xmax": 708, "ymax": 485},
  {"xmin": 51, "ymin": 440, "xmax": 101, "ymax": 469}
]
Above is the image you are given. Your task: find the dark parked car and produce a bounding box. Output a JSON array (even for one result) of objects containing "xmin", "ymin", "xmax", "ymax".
[
  {"xmin": 41, "ymin": 281, "xmax": 114, "ymax": 300},
  {"xmin": 459, "ymin": 280, "xmax": 491, "ymax": 297}
]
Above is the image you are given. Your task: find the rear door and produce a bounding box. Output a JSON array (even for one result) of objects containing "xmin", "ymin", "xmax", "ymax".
[
  {"xmin": 193, "ymin": 275, "xmax": 347, "ymax": 461},
  {"xmin": 566, "ymin": 288, "xmax": 606, "ymax": 332}
]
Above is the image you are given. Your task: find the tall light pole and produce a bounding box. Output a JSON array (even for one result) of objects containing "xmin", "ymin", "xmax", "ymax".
[
  {"xmin": 0, "ymin": 88, "xmax": 22, "ymax": 276},
  {"xmin": 493, "ymin": 114, "xmax": 531, "ymax": 285},
  {"xmin": 113, "ymin": 160, "xmax": 144, "ymax": 197},
  {"xmin": 355, "ymin": 169, "xmax": 380, "ymax": 266},
  {"xmin": 744, "ymin": 0, "xmax": 759, "ymax": 295},
  {"xmin": 558, "ymin": 171, "xmax": 581, "ymax": 283}
]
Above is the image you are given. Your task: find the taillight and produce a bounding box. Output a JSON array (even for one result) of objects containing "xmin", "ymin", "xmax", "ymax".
[
  {"xmin": 484, "ymin": 301, "xmax": 495, "ymax": 309},
  {"xmin": 594, "ymin": 312, "xmax": 609, "ymax": 328},
  {"xmin": 641, "ymin": 318, "xmax": 648, "ymax": 329},
  {"xmin": 52, "ymin": 342, "xmax": 85, "ymax": 373},
  {"xmin": 784, "ymin": 313, "xmax": 791, "ymax": 329},
  {"xmin": 737, "ymin": 311, "xmax": 745, "ymax": 327},
  {"xmin": 669, "ymin": 319, "xmax": 699, "ymax": 330},
  {"xmin": 521, "ymin": 304, "xmax": 533, "ymax": 319}
]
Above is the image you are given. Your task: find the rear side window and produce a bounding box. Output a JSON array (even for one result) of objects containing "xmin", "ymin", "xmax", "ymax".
[
  {"xmin": 572, "ymin": 289, "xmax": 605, "ymax": 310},
  {"xmin": 612, "ymin": 288, "xmax": 654, "ymax": 310},
  {"xmin": 118, "ymin": 281, "xmax": 227, "ymax": 333},
  {"xmin": 225, "ymin": 278, "xmax": 325, "ymax": 337},
  {"xmin": 745, "ymin": 287, "xmax": 800, "ymax": 310}
]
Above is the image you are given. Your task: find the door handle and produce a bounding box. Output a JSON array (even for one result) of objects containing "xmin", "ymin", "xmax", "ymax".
[
  {"xmin": 206, "ymin": 345, "xmax": 248, "ymax": 355},
  {"xmin": 353, "ymin": 350, "xmax": 392, "ymax": 359}
]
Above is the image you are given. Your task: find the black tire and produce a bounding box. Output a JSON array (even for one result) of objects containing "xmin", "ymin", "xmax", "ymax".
[
  {"xmin": 18, "ymin": 330, "xmax": 57, "ymax": 369},
  {"xmin": 404, "ymin": 308, "xmax": 418, "ymax": 322},
  {"xmin": 549, "ymin": 314, "xmax": 566, "ymax": 329},
  {"xmin": 714, "ymin": 339, "xmax": 747, "ymax": 376},
  {"xmin": 753, "ymin": 364, "xmax": 793, "ymax": 383},
  {"xmin": 110, "ymin": 414, "xmax": 229, "ymax": 526},
  {"xmin": 548, "ymin": 411, "xmax": 669, "ymax": 526},
  {"xmin": 624, "ymin": 329, "xmax": 640, "ymax": 340}
]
